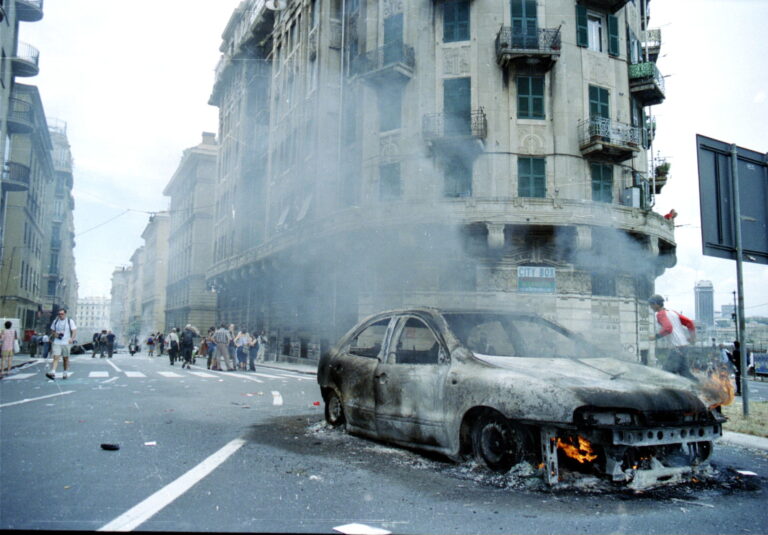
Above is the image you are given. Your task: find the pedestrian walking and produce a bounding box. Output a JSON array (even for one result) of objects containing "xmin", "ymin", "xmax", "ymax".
[
  {"xmin": 167, "ymin": 328, "xmax": 180, "ymax": 365},
  {"xmin": 29, "ymin": 333, "xmax": 38, "ymax": 358},
  {"xmin": 106, "ymin": 330, "xmax": 116, "ymax": 358},
  {"xmin": 98, "ymin": 329, "xmax": 108, "ymax": 358},
  {"xmin": 248, "ymin": 331, "xmax": 259, "ymax": 371},
  {"xmin": 41, "ymin": 333, "xmax": 51, "ymax": 360},
  {"xmin": 157, "ymin": 333, "xmax": 165, "ymax": 356},
  {"xmin": 146, "ymin": 334, "xmax": 155, "ymax": 356},
  {"xmin": 1, "ymin": 320, "xmax": 19, "ymax": 379},
  {"xmin": 228, "ymin": 324, "xmax": 237, "ymax": 370},
  {"xmin": 48, "ymin": 309, "xmax": 77, "ymax": 380},
  {"xmin": 730, "ymin": 341, "xmax": 743, "ymax": 396},
  {"xmin": 212, "ymin": 324, "xmax": 232, "ymax": 371},
  {"xmin": 92, "ymin": 331, "xmax": 100, "ymax": 358},
  {"xmin": 205, "ymin": 327, "xmax": 216, "ymax": 369},
  {"xmin": 180, "ymin": 324, "xmax": 199, "ymax": 369},
  {"xmin": 648, "ymin": 294, "xmax": 696, "ymax": 380},
  {"xmin": 256, "ymin": 331, "xmax": 267, "ymax": 362}
]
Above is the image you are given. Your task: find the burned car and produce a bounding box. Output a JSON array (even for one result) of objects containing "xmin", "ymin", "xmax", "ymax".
[{"xmin": 318, "ymin": 308, "xmax": 727, "ymax": 488}]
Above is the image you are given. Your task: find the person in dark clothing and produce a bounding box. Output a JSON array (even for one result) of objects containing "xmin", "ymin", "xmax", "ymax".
[
  {"xmin": 106, "ymin": 330, "xmax": 116, "ymax": 358},
  {"xmin": 731, "ymin": 341, "xmax": 743, "ymax": 396},
  {"xmin": 179, "ymin": 324, "xmax": 199, "ymax": 369},
  {"xmin": 167, "ymin": 328, "xmax": 180, "ymax": 365},
  {"xmin": 157, "ymin": 333, "xmax": 165, "ymax": 356}
]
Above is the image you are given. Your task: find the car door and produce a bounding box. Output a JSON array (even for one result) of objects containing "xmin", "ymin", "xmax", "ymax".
[
  {"xmin": 334, "ymin": 317, "xmax": 395, "ymax": 432},
  {"xmin": 374, "ymin": 315, "xmax": 450, "ymax": 447}
]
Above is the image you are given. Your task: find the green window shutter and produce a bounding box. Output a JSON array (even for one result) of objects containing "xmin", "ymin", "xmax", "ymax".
[
  {"xmin": 518, "ymin": 157, "xmax": 546, "ymax": 198},
  {"xmin": 576, "ymin": 5, "xmax": 588, "ymax": 48},
  {"xmin": 517, "ymin": 75, "xmax": 545, "ymax": 119},
  {"xmin": 591, "ymin": 163, "xmax": 613, "ymax": 203},
  {"xmin": 589, "ymin": 85, "xmax": 609, "ymax": 119},
  {"xmin": 607, "ymin": 15, "xmax": 619, "ymax": 57}
]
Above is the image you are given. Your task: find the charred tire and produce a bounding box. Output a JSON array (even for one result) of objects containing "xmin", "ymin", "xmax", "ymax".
[
  {"xmin": 324, "ymin": 390, "xmax": 345, "ymax": 428},
  {"xmin": 471, "ymin": 413, "xmax": 523, "ymax": 472}
]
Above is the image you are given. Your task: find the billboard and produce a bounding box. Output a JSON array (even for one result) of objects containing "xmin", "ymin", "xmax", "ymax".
[{"xmin": 696, "ymin": 135, "xmax": 768, "ymax": 264}]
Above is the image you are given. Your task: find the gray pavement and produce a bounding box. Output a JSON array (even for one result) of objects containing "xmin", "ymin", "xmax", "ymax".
[{"xmin": 6, "ymin": 352, "xmax": 768, "ymax": 451}]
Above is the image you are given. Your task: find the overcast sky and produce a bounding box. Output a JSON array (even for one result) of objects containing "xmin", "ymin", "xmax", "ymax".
[{"xmin": 20, "ymin": 0, "xmax": 768, "ymax": 318}]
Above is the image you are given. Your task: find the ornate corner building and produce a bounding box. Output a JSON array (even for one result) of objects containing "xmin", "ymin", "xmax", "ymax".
[{"xmin": 206, "ymin": 0, "xmax": 673, "ymax": 362}]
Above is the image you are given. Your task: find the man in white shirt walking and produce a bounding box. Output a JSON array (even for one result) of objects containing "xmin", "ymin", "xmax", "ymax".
[{"xmin": 48, "ymin": 308, "xmax": 77, "ymax": 380}]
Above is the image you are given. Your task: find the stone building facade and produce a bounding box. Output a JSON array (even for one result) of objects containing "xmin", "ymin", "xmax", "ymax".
[
  {"xmin": 207, "ymin": 0, "xmax": 672, "ymax": 362},
  {"xmin": 110, "ymin": 266, "xmax": 131, "ymax": 344},
  {"xmin": 163, "ymin": 133, "xmax": 218, "ymax": 332},
  {"xmin": 75, "ymin": 296, "xmax": 111, "ymax": 341},
  {"xmin": 140, "ymin": 213, "xmax": 169, "ymax": 336}
]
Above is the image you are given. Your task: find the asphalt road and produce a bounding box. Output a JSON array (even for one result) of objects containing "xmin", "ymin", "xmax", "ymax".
[{"xmin": 1, "ymin": 352, "xmax": 766, "ymax": 533}]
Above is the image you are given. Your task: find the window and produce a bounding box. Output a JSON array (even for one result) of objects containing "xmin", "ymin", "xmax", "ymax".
[
  {"xmin": 518, "ymin": 157, "xmax": 546, "ymax": 198},
  {"xmin": 378, "ymin": 86, "xmax": 402, "ymax": 131},
  {"xmin": 383, "ymin": 13, "xmax": 403, "ymax": 64},
  {"xmin": 591, "ymin": 163, "xmax": 613, "ymax": 203},
  {"xmin": 517, "ymin": 75, "xmax": 544, "ymax": 119},
  {"xmin": 576, "ymin": 6, "xmax": 618, "ymax": 56},
  {"xmin": 444, "ymin": 77, "xmax": 471, "ymax": 135},
  {"xmin": 380, "ymin": 163, "xmax": 401, "ymax": 200},
  {"xmin": 587, "ymin": 14, "xmax": 602, "ymax": 52},
  {"xmin": 347, "ymin": 318, "xmax": 390, "ymax": 359},
  {"xmin": 511, "ymin": 0, "xmax": 538, "ymax": 48},
  {"xmin": 592, "ymin": 273, "xmax": 616, "ymax": 296},
  {"xmin": 444, "ymin": 0, "xmax": 470, "ymax": 43},
  {"xmin": 394, "ymin": 317, "xmax": 442, "ymax": 365},
  {"xmin": 589, "ymin": 85, "xmax": 609, "ymax": 119},
  {"xmin": 444, "ymin": 156, "xmax": 472, "ymax": 197}
]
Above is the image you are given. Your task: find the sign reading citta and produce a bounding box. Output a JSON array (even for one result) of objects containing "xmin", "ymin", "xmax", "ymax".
[{"xmin": 517, "ymin": 266, "xmax": 556, "ymax": 293}]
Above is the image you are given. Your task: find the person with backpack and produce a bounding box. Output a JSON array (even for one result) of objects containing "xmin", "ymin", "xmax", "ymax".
[
  {"xmin": 167, "ymin": 328, "xmax": 180, "ymax": 365},
  {"xmin": 146, "ymin": 334, "xmax": 155, "ymax": 356},
  {"xmin": 179, "ymin": 324, "xmax": 199, "ymax": 369}
]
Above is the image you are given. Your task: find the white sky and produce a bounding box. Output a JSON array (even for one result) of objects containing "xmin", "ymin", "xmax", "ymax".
[{"xmin": 20, "ymin": 0, "xmax": 768, "ymax": 318}]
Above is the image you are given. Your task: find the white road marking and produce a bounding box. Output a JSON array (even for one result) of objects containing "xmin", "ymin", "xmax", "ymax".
[
  {"xmin": 236, "ymin": 374, "xmax": 264, "ymax": 383},
  {"xmin": 276, "ymin": 373, "xmax": 313, "ymax": 381},
  {"xmin": 188, "ymin": 372, "xmax": 217, "ymax": 378},
  {"xmin": 102, "ymin": 377, "xmax": 119, "ymax": 384},
  {"xmin": 333, "ymin": 523, "xmax": 391, "ymax": 535},
  {"xmin": 98, "ymin": 437, "xmax": 246, "ymax": 532},
  {"xmin": 158, "ymin": 371, "xmax": 183, "ymax": 378},
  {"xmin": 271, "ymin": 391, "xmax": 283, "ymax": 406},
  {"xmin": 3, "ymin": 373, "xmax": 35, "ymax": 380},
  {"xmin": 0, "ymin": 390, "xmax": 75, "ymax": 408},
  {"xmin": 253, "ymin": 372, "xmax": 284, "ymax": 379},
  {"xmin": 89, "ymin": 371, "xmax": 110, "ymax": 378},
  {"xmin": 106, "ymin": 359, "xmax": 123, "ymax": 373},
  {"xmin": 124, "ymin": 371, "xmax": 146, "ymax": 378}
]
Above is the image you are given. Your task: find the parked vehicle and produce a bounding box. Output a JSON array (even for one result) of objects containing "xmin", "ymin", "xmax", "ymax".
[{"xmin": 318, "ymin": 308, "xmax": 726, "ymax": 488}]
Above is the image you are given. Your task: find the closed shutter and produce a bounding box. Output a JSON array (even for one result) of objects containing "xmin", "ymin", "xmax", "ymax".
[
  {"xmin": 576, "ymin": 5, "xmax": 588, "ymax": 47},
  {"xmin": 608, "ymin": 15, "xmax": 620, "ymax": 57}
]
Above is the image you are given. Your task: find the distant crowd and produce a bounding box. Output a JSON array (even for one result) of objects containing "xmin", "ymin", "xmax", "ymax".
[{"xmin": 127, "ymin": 324, "xmax": 268, "ymax": 371}]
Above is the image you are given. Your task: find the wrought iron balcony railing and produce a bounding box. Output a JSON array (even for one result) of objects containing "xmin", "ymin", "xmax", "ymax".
[
  {"xmin": 12, "ymin": 42, "xmax": 40, "ymax": 76},
  {"xmin": 629, "ymin": 62, "xmax": 665, "ymax": 106},
  {"xmin": 2, "ymin": 162, "xmax": 31, "ymax": 190},
  {"xmin": 579, "ymin": 117, "xmax": 641, "ymax": 162},
  {"xmin": 495, "ymin": 26, "xmax": 561, "ymax": 64},
  {"xmin": 351, "ymin": 42, "xmax": 415, "ymax": 79},
  {"xmin": 422, "ymin": 108, "xmax": 487, "ymax": 142},
  {"xmin": 6, "ymin": 97, "xmax": 34, "ymax": 133}
]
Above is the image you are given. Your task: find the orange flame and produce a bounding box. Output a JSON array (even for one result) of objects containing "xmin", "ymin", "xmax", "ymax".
[
  {"xmin": 556, "ymin": 435, "xmax": 598, "ymax": 464},
  {"xmin": 699, "ymin": 367, "xmax": 735, "ymax": 409}
]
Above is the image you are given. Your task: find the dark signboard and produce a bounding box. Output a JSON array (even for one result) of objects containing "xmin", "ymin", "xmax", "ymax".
[{"xmin": 696, "ymin": 135, "xmax": 768, "ymax": 264}]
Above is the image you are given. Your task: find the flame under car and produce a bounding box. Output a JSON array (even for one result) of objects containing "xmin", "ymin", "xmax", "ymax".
[{"xmin": 317, "ymin": 308, "xmax": 726, "ymax": 488}]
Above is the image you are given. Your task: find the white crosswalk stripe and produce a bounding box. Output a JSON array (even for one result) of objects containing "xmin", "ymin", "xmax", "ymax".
[
  {"xmin": 158, "ymin": 371, "xmax": 183, "ymax": 378},
  {"xmin": 124, "ymin": 371, "xmax": 146, "ymax": 378},
  {"xmin": 252, "ymin": 372, "xmax": 285, "ymax": 379},
  {"xmin": 188, "ymin": 371, "xmax": 217, "ymax": 378},
  {"xmin": 4, "ymin": 373, "xmax": 35, "ymax": 380},
  {"xmin": 89, "ymin": 371, "xmax": 110, "ymax": 378}
]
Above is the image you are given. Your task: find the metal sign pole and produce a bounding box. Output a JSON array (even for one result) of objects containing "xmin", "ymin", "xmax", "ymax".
[{"xmin": 730, "ymin": 144, "xmax": 749, "ymax": 417}]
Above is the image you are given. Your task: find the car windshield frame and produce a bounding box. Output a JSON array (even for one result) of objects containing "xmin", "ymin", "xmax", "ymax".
[{"xmin": 442, "ymin": 312, "xmax": 604, "ymax": 360}]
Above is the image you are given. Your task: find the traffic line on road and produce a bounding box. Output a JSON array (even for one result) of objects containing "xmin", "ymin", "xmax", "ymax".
[
  {"xmin": 3, "ymin": 373, "xmax": 36, "ymax": 380},
  {"xmin": 276, "ymin": 373, "xmax": 313, "ymax": 381},
  {"xmin": 89, "ymin": 371, "xmax": 110, "ymax": 378},
  {"xmin": 102, "ymin": 377, "xmax": 119, "ymax": 384},
  {"xmin": 272, "ymin": 391, "xmax": 283, "ymax": 406},
  {"xmin": 124, "ymin": 371, "xmax": 146, "ymax": 378},
  {"xmin": 0, "ymin": 390, "xmax": 75, "ymax": 408},
  {"xmin": 253, "ymin": 372, "xmax": 284, "ymax": 379},
  {"xmin": 98, "ymin": 437, "xmax": 246, "ymax": 532},
  {"xmin": 158, "ymin": 371, "xmax": 183, "ymax": 378},
  {"xmin": 188, "ymin": 371, "xmax": 217, "ymax": 378},
  {"xmin": 106, "ymin": 359, "xmax": 123, "ymax": 373}
]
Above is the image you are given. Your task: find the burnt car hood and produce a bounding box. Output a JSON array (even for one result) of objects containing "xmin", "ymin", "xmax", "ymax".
[{"xmin": 473, "ymin": 355, "xmax": 709, "ymax": 414}]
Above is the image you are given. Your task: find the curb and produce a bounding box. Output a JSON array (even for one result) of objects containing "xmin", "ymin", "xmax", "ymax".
[{"xmin": 721, "ymin": 431, "xmax": 768, "ymax": 451}]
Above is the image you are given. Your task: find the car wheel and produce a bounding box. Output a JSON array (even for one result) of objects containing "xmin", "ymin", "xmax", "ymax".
[
  {"xmin": 471, "ymin": 413, "xmax": 523, "ymax": 472},
  {"xmin": 325, "ymin": 390, "xmax": 345, "ymax": 428}
]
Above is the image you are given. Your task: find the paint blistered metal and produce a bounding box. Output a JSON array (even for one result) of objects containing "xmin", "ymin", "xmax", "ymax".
[{"xmin": 318, "ymin": 308, "xmax": 725, "ymax": 487}]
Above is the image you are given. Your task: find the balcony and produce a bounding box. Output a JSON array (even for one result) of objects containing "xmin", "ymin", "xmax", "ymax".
[
  {"xmin": 653, "ymin": 159, "xmax": 670, "ymax": 194},
  {"xmin": 1, "ymin": 162, "xmax": 31, "ymax": 192},
  {"xmin": 422, "ymin": 108, "xmax": 487, "ymax": 152},
  {"xmin": 12, "ymin": 42, "xmax": 40, "ymax": 77},
  {"xmin": 351, "ymin": 42, "xmax": 415, "ymax": 86},
  {"xmin": 578, "ymin": 117, "xmax": 641, "ymax": 163},
  {"xmin": 578, "ymin": 0, "xmax": 630, "ymax": 13},
  {"xmin": 6, "ymin": 97, "xmax": 34, "ymax": 133},
  {"xmin": 642, "ymin": 28, "xmax": 662, "ymax": 63},
  {"xmin": 495, "ymin": 27, "xmax": 561, "ymax": 70},
  {"xmin": 629, "ymin": 62, "xmax": 665, "ymax": 106},
  {"xmin": 16, "ymin": 0, "xmax": 44, "ymax": 22}
]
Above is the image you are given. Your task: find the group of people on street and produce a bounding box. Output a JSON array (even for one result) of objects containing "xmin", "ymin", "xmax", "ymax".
[
  {"xmin": 197, "ymin": 324, "xmax": 267, "ymax": 372},
  {"xmin": 145, "ymin": 332, "xmax": 166, "ymax": 357},
  {"xmin": 90, "ymin": 330, "xmax": 116, "ymax": 359}
]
